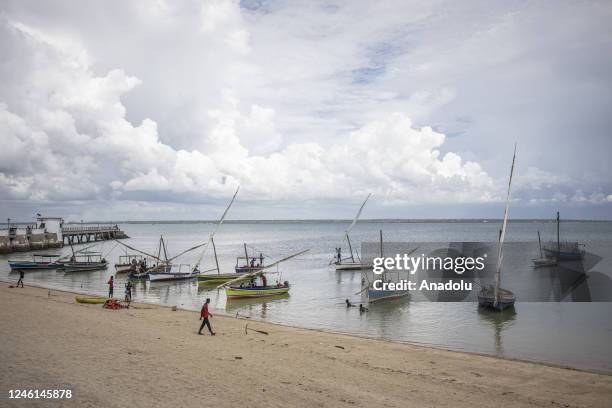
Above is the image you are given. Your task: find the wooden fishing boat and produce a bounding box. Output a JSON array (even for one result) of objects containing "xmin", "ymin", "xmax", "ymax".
[
  {"xmin": 478, "ymin": 146, "xmax": 516, "ymax": 312},
  {"xmin": 235, "ymin": 243, "xmax": 265, "ymax": 273},
  {"xmin": 477, "ymin": 286, "xmax": 516, "ymax": 311},
  {"xmin": 533, "ymin": 231, "xmax": 557, "ymax": 267},
  {"xmin": 217, "ymin": 249, "xmax": 309, "ymax": 300},
  {"xmin": 62, "ymin": 252, "xmax": 107, "ymax": 272},
  {"xmin": 114, "ymin": 254, "xmax": 146, "ymax": 273},
  {"xmin": 542, "ymin": 212, "xmax": 584, "ymax": 261},
  {"xmin": 225, "ymin": 284, "xmax": 290, "ymax": 299},
  {"xmin": 8, "ymin": 254, "xmax": 63, "ymax": 270},
  {"xmin": 75, "ymin": 295, "xmax": 107, "ymax": 304},
  {"xmin": 364, "ymin": 231, "xmax": 410, "ymax": 303},
  {"xmin": 332, "ymin": 194, "xmax": 373, "ymax": 271},
  {"xmin": 148, "ymin": 264, "xmax": 199, "ymax": 282}
]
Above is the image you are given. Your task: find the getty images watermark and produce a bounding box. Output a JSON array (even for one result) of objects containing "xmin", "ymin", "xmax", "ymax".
[{"xmin": 360, "ymin": 241, "xmax": 610, "ymax": 302}]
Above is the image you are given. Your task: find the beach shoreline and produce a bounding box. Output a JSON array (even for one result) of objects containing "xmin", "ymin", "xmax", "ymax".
[
  {"xmin": 2, "ymin": 278, "xmax": 611, "ymax": 376},
  {"xmin": 1, "ymin": 282, "xmax": 611, "ymax": 407}
]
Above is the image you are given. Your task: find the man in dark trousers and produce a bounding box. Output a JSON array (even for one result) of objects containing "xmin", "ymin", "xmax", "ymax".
[
  {"xmin": 16, "ymin": 270, "xmax": 24, "ymax": 288},
  {"xmin": 198, "ymin": 298, "xmax": 215, "ymax": 336},
  {"xmin": 107, "ymin": 276, "xmax": 114, "ymax": 298}
]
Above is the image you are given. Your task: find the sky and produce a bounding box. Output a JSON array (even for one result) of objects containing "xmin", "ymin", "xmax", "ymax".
[{"xmin": 0, "ymin": 0, "xmax": 611, "ymax": 222}]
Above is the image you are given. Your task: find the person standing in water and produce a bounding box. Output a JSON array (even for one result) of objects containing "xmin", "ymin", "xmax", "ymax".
[
  {"xmin": 107, "ymin": 276, "xmax": 114, "ymax": 298},
  {"xmin": 198, "ymin": 298, "xmax": 215, "ymax": 336},
  {"xmin": 16, "ymin": 270, "xmax": 24, "ymax": 288}
]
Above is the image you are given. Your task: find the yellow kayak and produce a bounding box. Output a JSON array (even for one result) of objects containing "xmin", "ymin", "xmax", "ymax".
[{"xmin": 75, "ymin": 296, "xmax": 107, "ymax": 304}]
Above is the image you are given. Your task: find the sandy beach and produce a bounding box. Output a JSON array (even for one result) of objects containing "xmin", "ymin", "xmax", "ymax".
[{"xmin": 1, "ymin": 283, "xmax": 611, "ymax": 408}]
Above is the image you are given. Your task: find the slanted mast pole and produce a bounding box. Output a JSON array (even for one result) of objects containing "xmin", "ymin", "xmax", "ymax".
[
  {"xmin": 556, "ymin": 211, "xmax": 560, "ymax": 255},
  {"xmin": 537, "ymin": 231, "xmax": 543, "ymax": 258},
  {"xmin": 346, "ymin": 233, "xmax": 355, "ymax": 262},
  {"xmin": 211, "ymin": 237, "xmax": 220, "ymax": 275},
  {"xmin": 244, "ymin": 243, "xmax": 249, "ymax": 266},
  {"xmin": 494, "ymin": 144, "xmax": 516, "ymax": 305}
]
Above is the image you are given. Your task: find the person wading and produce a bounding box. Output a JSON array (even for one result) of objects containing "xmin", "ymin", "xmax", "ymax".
[
  {"xmin": 16, "ymin": 270, "xmax": 24, "ymax": 288},
  {"xmin": 107, "ymin": 276, "xmax": 114, "ymax": 298},
  {"xmin": 198, "ymin": 298, "xmax": 215, "ymax": 336}
]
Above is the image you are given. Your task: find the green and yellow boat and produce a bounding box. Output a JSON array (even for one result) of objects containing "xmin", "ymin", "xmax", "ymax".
[
  {"xmin": 75, "ymin": 295, "xmax": 107, "ymax": 304},
  {"xmin": 225, "ymin": 284, "xmax": 290, "ymax": 299}
]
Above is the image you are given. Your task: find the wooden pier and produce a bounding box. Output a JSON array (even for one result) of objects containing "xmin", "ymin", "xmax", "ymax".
[{"xmin": 62, "ymin": 225, "xmax": 128, "ymax": 245}]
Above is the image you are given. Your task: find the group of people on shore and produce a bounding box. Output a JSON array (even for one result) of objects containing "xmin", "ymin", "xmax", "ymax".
[{"xmin": 106, "ymin": 276, "xmax": 133, "ymax": 302}]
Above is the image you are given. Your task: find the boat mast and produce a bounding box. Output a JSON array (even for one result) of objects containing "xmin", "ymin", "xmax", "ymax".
[
  {"xmin": 556, "ymin": 211, "xmax": 560, "ymax": 255},
  {"xmin": 161, "ymin": 236, "xmax": 169, "ymax": 263},
  {"xmin": 343, "ymin": 193, "xmax": 371, "ymax": 263},
  {"xmin": 379, "ymin": 230, "xmax": 383, "ymax": 257},
  {"xmin": 244, "ymin": 243, "xmax": 249, "ymax": 266},
  {"xmin": 537, "ymin": 231, "xmax": 543, "ymax": 258},
  {"xmin": 346, "ymin": 233, "xmax": 355, "ymax": 262},
  {"xmin": 494, "ymin": 144, "xmax": 516, "ymax": 305},
  {"xmin": 192, "ymin": 186, "xmax": 239, "ymax": 272},
  {"xmin": 211, "ymin": 237, "xmax": 220, "ymax": 275}
]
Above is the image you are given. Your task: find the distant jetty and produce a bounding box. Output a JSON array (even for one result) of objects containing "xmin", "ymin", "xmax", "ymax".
[{"xmin": 0, "ymin": 217, "xmax": 128, "ymax": 254}]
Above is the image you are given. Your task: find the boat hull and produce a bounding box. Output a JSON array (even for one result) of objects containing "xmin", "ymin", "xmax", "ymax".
[
  {"xmin": 9, "ymin": 261, "xmax": 63, "ymax": 270},
  {"xmin": 198, "ymin": 273, "xmax": 244, "ymax": 284},
  {"xmin": 367, "ymin": 289, "xmax": 408, "ymax": 303},
  {"xmin": 75, "ymin": 296, "xmax": 107, "ymax": 304},
  {"xmin": 543, "ymin": 248, "xmax": 584, "ymax": 261},
  {"xmin": 235, "ymin": 266, "xmax": 263, "ymax": 274},
  {"xmin": 478, "ymin": 287, "xmax": 516, "ymax": 311},
  {"xmin": 335, "ymin": 262, "xmax": 372, "ymax": 271},
  {"xmin": 62, "ymin": 262, "xmax": 107, "ymax": 272},
  {"xmin": 225, "ymin": 286, "xmax": 290, "ymax": 299},
  {"xmin": 148, "ymin": 272, "xmax": 199, "ymax": 282},
  {"xmin": 114, "ymin": 264, "xmax": 134, "ymax": 273}
]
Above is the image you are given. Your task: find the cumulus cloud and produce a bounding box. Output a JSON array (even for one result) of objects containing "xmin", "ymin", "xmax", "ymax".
[{"xmin": 0, "ymin": 15, "xmax": 497, "ymax": 209}]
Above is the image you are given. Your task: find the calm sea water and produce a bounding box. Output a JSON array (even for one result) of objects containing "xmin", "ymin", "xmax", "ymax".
[{"xmin": 1, "ymin": 220, "xmax": 611, "ymax": 372}]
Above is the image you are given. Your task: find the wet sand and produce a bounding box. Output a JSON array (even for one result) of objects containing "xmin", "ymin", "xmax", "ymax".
[{"xmin": 1, "ymin": 282, "xmax": 611, "ymax": 407}]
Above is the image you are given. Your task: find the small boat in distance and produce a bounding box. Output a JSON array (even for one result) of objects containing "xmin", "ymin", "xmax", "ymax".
[
  {"xmin": 332, "ymin": 194, "xmax": 373, "ymax": 271},
  {"xmin": 62, "ymin": 252, "xmax": 108, "ymax": 272},
  {"xmin": 542, "ymin": 212, "xmax": 585, "ymax": 261},
  {"xmin": 478, "ymin": 145, "xmax": 517, "ymax": 312},
  {"xmin": 533, "ymin": 230, "xmax": 557, "ymax": 267},
  {"xmin": 8, "ymin": 254, "xmax": 63, "ymax": 270}
]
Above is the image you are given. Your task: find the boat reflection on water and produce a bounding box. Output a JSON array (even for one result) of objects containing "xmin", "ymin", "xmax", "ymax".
[
  {"xmin": 477, "ymin": 307, "xmax": 517, "ymax": 355},
  {"xmin": 225, "ymin": 293, "xmax": 290, "ymax": 318}
]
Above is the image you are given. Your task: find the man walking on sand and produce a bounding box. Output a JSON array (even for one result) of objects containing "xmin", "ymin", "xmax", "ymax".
[
  {"xmin": 16, "ymin": 270, "xmax": 24, "ymax": 288},
  {"xmin": 198, "ymin": 298, "xmax": 215, "ymax": 336},
  {"xmin": 107, "ymin": 276, "xmax": 114, "ymax": 298}
]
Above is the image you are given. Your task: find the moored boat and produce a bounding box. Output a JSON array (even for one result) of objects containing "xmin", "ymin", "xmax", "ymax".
[
  {"xmin": 75, "ymin": 295, "xmax": 107, "ymax": 304},
  {"xmin": 541, "ymin": 212, "xmax": 584, "ymax": 261},
  {"xmin": 148, "ymin": 264, "xmax": 199, "ymax": 282},
  {"xmin": 477, "ymin": 286, "xmax": 516, "ymax": 311},
  {"xmin": 217, "ymin": 249, "xmax": 309, "ymax": 300},
  {"xmin": 8, "ymin": 254, "xmax": 63, "ymax": 270},
  {"xmin": 332, "ymin": 194, "xmax": 373, "ymax": 271},
  {"xmin": 62, "ymin": 252, "xmax": 107, "ymax": 272},
  {"xmin": 478, "ymin": 145, "xmax": 516, "ymax": 312},
  {"xmin": 115, "ymin": 254, "xmax": 147, "ymax": 273},
  {"xmin": 533, "ymin": 231, "xmax": 557, "ymax": 267},
  {"xmin": 225, "ymin": 284, "xmax": 290, "ymax": 299}
]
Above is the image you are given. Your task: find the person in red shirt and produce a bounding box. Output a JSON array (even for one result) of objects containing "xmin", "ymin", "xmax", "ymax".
[
  {"xmin": 107, "ymin": 276, "xmax": 114, "ymax": 298},
  {"xmin": 198, "ymin": 298, "xmax": 215, "ymax": 336}
]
